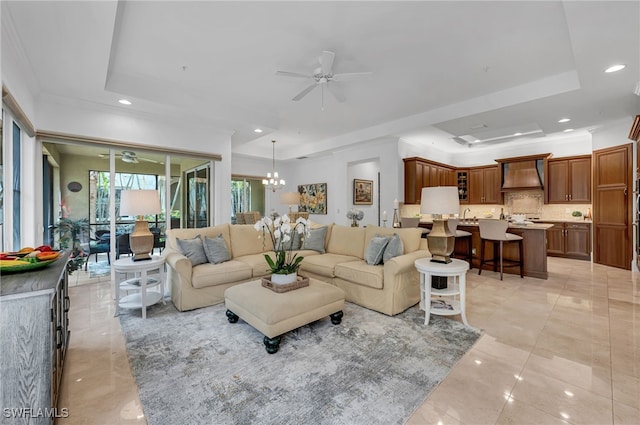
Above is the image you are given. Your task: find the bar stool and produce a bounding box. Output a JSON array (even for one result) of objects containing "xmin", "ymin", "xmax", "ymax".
[
  {"xmin": 400, "ymin": 217, "xmax": 430, "ymax": 238},
  {"xmin": 478, "ymin": 219, "xmax": 523, "ymax": 280},
  {"xmin": 447, "ymin": 219, "xmax": 473, "ymax": 269}
]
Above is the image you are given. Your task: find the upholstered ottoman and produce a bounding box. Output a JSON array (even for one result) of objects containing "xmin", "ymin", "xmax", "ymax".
[{"xmin": 224, "ymin": 278, "xmax": 345, "ymax": 353}]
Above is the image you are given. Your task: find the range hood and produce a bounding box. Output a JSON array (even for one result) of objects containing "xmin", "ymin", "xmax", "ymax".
[{"xmin": 497, "ymin": 154, "xmax": 549, "ymax": 192}]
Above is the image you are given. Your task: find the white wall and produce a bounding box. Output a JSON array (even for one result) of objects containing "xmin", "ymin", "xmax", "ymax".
[
  {"xmin": 398, "ymin": 139, "xmax": 455, "ymax": 166},
  {"xmin": 347, "ymin": 160, "xmax": 380, "ymax": 227},
  {"xmin": 592, "ymin": 119, "xmax": 635, "ymax": 151},
  {"xmin": 231, "ymin": 154, "xmax": 291, "ymax": 217},
  {"xmin": 256, "ymin": 138, "xmax": 402, "ymax": 227}
]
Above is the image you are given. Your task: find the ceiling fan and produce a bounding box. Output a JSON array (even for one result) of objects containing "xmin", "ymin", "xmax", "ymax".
[
  {"xmin": 99, "ymin": 150, "xmax": 160, "ymax": 164},
  {"xmin": 276, "ymin": 50, "xmax": 372, "ymax": 108}
]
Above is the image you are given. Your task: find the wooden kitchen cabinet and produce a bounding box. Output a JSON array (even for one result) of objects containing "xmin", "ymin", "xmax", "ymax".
[
  {"xmin": 545, "ymin": 221, "xmax": 591, "ymax": 260},
  {"xmin": 1, "ymin": 253, "xmax": 71, "ymax": 422},
  {"xmin": 468, "ymin": 165, "xmax": 501, "ymax": 204},
  {"xmin": 457, "ymin": 170, "xmax": 469, "ymax": 204},
  {"xmin": 403, "ymin": 157, "xmax": 456, "ymax": 204},
  {"xmin": 545, "ymin": 155, "xmax": 591, "ymax": 203}
]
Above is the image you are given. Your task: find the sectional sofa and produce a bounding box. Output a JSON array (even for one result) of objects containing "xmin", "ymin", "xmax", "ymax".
[{"xmin": 163, "ymin": 223, "xmax": 430, "ymax": 316}]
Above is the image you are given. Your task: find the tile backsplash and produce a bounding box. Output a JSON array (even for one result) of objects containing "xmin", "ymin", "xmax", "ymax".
[{"xmin": 400, "ymin": 196, "xmax": 592, "ymax": 221}]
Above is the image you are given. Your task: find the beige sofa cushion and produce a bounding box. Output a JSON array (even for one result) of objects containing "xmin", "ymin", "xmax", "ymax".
[
  {"xmin": 166, "ymin": 224, "xmax": 231, "ymax": 252},
  {"xmin": 335, "ymin": 260, "xmax": 384, "ymax": 289},
  {"xmin": 229, "ymin": 224, "xmax": 274, "ymax": 257},
  {"xmin": 327, "ymin": 225, "xmax": 366, "ymax": 258},
  {"xmin": 299, "ymin": 253, "xmax": 361, "ymax": 278},
  {"xmin": 234, "ymin": 252, "xmax": 273, "ymax": 278},
  {"xmin": 364, "ymin": 226, "xmax": 423, "ymax": 255},
  {"xmin": 191, "ymin": 260, "xmax": 252, "ymax": 289}
]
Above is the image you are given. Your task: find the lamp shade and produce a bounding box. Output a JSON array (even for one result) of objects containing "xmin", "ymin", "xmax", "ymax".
[
  {"xmin": 120, "ymin": 190, "xmax": 161, "ymax": 216},
  {"xmin": 280, "ymin": 191, "xmax": 300, "ymax": 205},
  {"xmin": 420, "ymin": 186, "xmax": 460, "ymax": 215}
]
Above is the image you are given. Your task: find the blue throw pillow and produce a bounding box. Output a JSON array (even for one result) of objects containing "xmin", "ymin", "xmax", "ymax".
[
  {"xmin": 176, "ymin": 235, "xmax": 208, "ymax": 266},
  {"xmin": 383, "ymin": 233, "xmax": 404, "ymax": 263},
  {"xmin": 203, "ymin": 234, "xmax": 231, "ymax": 264},
  {"xmin": 302, "ymin": 226, "xmax": 327, "ymax": 253},
  {"xmin": 365, "ymin": 235, "xmax": 390, "ymax": 265}
]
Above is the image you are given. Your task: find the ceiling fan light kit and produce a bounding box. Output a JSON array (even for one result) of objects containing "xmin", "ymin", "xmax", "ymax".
[
  {"xmin": 121, "ymin": 150, "xmax": 139, "ymax": 163},
  {"xmin": 99, "ymin": 150, "xmax": 160, "ymax": 164},
  {"xmin": 276, "ymin": 50, "xmax": 372, "ymax": 109}
]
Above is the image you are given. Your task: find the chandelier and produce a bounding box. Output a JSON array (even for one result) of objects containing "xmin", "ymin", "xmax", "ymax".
[{"xmin": 263, "ymin": 140, "xmax": 285, "ymax": 192}]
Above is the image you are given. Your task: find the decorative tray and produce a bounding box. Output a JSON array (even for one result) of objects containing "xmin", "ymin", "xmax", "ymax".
[
  {"xmin": 261, "ymin": 276, "xmax": 310, "ymax": 293},
  {"xmin": 0, "ymin": 258, "xmax": 58, "ymax": 274}
]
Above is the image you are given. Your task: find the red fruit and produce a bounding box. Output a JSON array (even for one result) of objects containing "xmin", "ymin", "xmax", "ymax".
[{"xmin": 35, "ymin": 245, "xmax": 52, "ymax": 252}]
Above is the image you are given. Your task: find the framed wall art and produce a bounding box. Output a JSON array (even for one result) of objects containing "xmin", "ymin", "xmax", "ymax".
[
  {"xmin": 353, "ymin": 179, "xmax": 373, "ymax": 205},
  {"xmin": 298, "ymin": 183, "xmax": 327, "ymax": 214}
]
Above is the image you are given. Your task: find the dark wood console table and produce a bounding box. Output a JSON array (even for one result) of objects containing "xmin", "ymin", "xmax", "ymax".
[{"xmin": 0, "ymin": 252, "xmax": 71, "ymax": 423}]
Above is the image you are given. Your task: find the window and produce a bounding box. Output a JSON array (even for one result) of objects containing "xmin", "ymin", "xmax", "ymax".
[
  {"xmin": 231, "ymin": 176, "xmax": 265, "ymax": 223},
  {"xmin": 90, "ymin": 170, "xmax": 166, "ymax": 230},
  {"xmin": 12, "ymin": 121, "xmax": 21, "ymax": 249},
  {"xmin": 185, "ymin": 165, "xmax": 209, "ymax": 228}
]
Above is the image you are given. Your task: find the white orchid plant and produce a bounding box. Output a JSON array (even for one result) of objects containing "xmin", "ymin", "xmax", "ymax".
[{"xmin": 254, "ymin": 214, "xmax": 311, "ymax": 275}]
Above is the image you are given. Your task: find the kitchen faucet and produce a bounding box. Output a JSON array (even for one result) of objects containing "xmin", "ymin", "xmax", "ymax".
[{"xmin": 463, "ymin": 208, "xmax": 471, "ymax": 222}]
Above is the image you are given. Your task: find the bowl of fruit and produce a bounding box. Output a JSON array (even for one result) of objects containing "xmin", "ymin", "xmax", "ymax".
[{"xmin": 0, "ymin": 245, "xmax": 62, "ymax": 274}]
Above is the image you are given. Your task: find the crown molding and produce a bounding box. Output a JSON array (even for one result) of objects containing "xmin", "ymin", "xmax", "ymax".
[
  {"xmin": 36, "ymin": 130, "xmax": 222, "ymax": 162},
  {"xmin": 2, "ymin": 85, "xmax": 36, "ymax": 137}
]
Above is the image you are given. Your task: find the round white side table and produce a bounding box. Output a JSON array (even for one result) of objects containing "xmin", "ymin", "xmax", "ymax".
[
  {"xmin": 414, "ymin": 257, "xmax": 469, "ymax": 326},
  {"xmin": 113, "ymin": 255, "xmax": 166, "ymax": 319}
]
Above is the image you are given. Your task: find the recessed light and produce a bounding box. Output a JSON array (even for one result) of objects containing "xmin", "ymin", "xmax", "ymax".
[
  {"xmin": 254, "ymin": 128, "xmax": 263, "ymax": 133},
  {"xmin": 605, "ymin": 64, "xmax": 626, "ymax": 73},
  {"xmin": 563, "ymin": 128, "xmax": 574, "ymax": 132},
  {"xmin": 118, "ymin": 99, "xmax": 132, "ymax": 105},
  {"xmin": 558, "ymin": 118, "xmax": 571, "ymax": 123},
  {"xmin": 514, "ymin": 132, "xmax": 522, "ymax": 136}
]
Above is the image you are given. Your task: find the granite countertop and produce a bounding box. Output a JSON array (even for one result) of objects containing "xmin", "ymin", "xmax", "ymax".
[
  {"xmin": 530, "ymin": 219, "xmax": 593, "ymax": 224},
  {"xmin": 459, "ymin": 222, "xmax": 554, "ymax": 230},
  {"xmin": 419, "ymin": 220, "xmax": 554, "ymax": 230}
]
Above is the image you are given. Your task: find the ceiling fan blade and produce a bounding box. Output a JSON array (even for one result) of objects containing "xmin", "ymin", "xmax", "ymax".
[
  {"xmin": 321, "ymin": 51, "xmax": 335, "ymax": 75},
  {"xmin": 276, "ymin": 70, "xmax": 313, "ymax": 79},
  {"xmin": 292, "ymin": 83, "xmax": 318, "ymax": 101},
  {"xmin": 139, "ymin": 157, "xmax": 160, "ymax": 164},
  {"xmin": 331, "ymin": 72, "xmax": 373, "ymax": 81},
  {"xmin": 327, "ymin": 83, "xmax": 346, "ymax": 103}
]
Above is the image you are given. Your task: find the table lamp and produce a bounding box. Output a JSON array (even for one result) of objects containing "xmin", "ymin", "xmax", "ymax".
[
  {"xmin": 120, "ymin": 190, "xmax": 161, "ymax": 261},
  {"xmin": 280, "ymin": 191, "xmax": 300, "ymax": 215},
  {"xmin": 420, "ymin": 186, "xmax": 460, "ymax": 263}
]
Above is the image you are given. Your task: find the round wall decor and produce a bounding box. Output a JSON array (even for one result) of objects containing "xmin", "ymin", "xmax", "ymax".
[{"xmin": 67, "ymin": 181, "xmax": 82, "ymax": 192}]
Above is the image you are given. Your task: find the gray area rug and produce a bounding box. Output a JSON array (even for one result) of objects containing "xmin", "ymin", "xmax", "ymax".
[{"xmin": 119, "ymin": 299, "xmax": 481, "ymax": 425}]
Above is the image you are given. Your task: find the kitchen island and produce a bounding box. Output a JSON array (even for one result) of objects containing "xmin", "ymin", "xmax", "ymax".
[{"xmin": 419, "ymin": 221, "xmax": 553, "ymax": 279}]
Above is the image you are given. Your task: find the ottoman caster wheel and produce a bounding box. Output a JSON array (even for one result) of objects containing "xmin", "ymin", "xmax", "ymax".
[
  {"xmin": 226, "ymin": 310, "xmax": 239, "ymax": 323},
  {"xmin": 330, "ymin": 311, "xmax": 343, "ymax": 325},
  {"xmin": 263, "ymin": 335, "xmax": 282, "ymax": 354}
]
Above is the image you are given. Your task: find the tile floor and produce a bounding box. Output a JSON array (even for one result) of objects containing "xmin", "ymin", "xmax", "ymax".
[{"xmin": 57, "ymin": 255, "xmax": 640, "ymax": 425}]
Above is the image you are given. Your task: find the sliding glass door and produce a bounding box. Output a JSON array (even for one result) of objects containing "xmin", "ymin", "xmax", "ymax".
[{"xmin": 185, "ymin": 165, "xmax": 209, "ymax": 228}]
